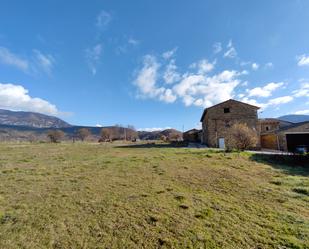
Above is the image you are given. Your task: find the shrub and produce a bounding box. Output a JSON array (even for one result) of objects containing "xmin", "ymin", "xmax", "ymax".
[{"xmin": 227, "ymin": 123, "xmax": 258, "ymax": 151}]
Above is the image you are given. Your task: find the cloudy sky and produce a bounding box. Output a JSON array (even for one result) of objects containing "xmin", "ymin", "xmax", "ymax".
[{"xmin": 1, "ymin": 0, "xmax": 309, "ymax": 130}]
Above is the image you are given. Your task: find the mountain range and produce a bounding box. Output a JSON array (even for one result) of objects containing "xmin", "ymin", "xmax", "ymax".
[
  {"xmin": 277, "ymin": 114, "xmax": 309, "ymax": 123},
  {"xmin": 0, "ymin": 109, "xmax": 182, "ymax": 141},
  {"xmin": 0, "ymin": 109, "xmax": 71, "ymax": 128}
]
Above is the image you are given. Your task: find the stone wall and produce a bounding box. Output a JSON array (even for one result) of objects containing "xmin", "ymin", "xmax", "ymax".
[{"xmin": 260, "ymin": 121, "xmax": 279, "ymax": 134}]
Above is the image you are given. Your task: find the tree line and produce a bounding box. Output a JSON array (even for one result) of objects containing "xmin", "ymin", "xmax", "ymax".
[{"xmin": 46, "ymin": 126, "xmax": 138, "ymax": 143}]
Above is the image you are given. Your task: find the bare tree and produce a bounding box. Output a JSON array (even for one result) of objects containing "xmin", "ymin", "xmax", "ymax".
[
  {"xmin": 126, "ymin": 125, "xmax": 138, "ymax": 141},
  {"xmin": 160, "ymin": 135, "xmax": 167, "ymax": 142},
  {"xmin": 227, "ymin": 123, "xmax": 258, "ymax": 151},
  {"xmin": 100, "ymin": 128, "xmax": 111, "ymax": 142},
  {"xmin": 47, "ymin": 130, "xmax": 65, "ymax": 143},
  {"xmin": 28, "ymin": 134, "xmax": 37, "ymax": 143},
  {"xmin": 167, "ymin": 131, "xmax": 183, "ymax": 142},
  {"xmin": 76, "ymin": 128, "xmax": 91, "ymax": 141}
]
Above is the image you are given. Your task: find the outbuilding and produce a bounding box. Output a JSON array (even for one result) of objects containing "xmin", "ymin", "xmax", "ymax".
[{"xmin": 276, "ymin": 122, "xmax": 309, "ymax": 152}]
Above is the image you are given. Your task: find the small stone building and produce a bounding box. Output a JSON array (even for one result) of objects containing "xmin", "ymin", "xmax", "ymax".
[
  {"xmin": 183, "ymin": 129, "xmax": 202, "ymax": 143},
  {"xmin": 200, "ymin": 99, "xmax": 260, "ymax": 149},
  {"xmin": 259, "ymin": 119, "xmax": 293, "ymax": 150},
  {"xmin": 273, "ymin": 122, "xmax": 309, "ymax": 152}
]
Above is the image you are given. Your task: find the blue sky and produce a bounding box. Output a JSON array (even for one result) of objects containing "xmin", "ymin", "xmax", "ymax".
[{"xmin": 0, "ymin": 0, "xmax": 309, "ymax": 131}]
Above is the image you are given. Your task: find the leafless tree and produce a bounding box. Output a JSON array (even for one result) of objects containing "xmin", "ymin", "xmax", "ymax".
[
  {"xmin": 126, "ymin": 125, "xmax": 138, "ymax": 141},
  {"xmin": 100, "ymin": 128, "xmax": 111, "ymax": 142},
  {"xmin": 167, "ymin": 132, "xmax": 183, "ymax": 142},
  {"xmin": 160, "ymin": 135, "xmax": 167, "ymax": 141},
  {"xmin": 76, "ymin": 128, "xmax": 91, "ymax": 141},
  {"xmin": 227, "ymin": 123, "xmax": 258, "ymax": 150},
  {"xmin": 47, "ymin": 130, "xmax": 65, "ymax": 143},
  {"xmin": 28, "ymin": 134, "xmax": 37, "ymax": 143}
]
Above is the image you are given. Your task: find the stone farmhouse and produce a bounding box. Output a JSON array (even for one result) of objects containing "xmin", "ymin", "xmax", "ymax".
[{"xmin": 199, "ymin": 99, "xmax": 309, "ymax": 152}]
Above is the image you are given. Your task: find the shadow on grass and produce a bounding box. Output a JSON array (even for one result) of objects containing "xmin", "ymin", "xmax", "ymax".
[
  {"xmin": 115, "ymin": 142, "xmax": 187, "ymax": 149},
  {"xmin": 249, "ymin": 154, "xmax": 309, "ymax": 176}
]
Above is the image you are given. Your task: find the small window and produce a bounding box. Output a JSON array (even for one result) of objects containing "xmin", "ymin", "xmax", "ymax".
[
  {"xmin": 224, "ymin": 108, "xmax": 230, "ymax": 113},
  {"xmin": 266, "ymin": 126, "xmax": 269, "ymax": 131}
]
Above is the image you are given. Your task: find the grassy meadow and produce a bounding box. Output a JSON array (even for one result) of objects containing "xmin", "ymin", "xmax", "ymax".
[{"xmin": 0, "ymin": 142, "xmax": 308, "ymax": 249}]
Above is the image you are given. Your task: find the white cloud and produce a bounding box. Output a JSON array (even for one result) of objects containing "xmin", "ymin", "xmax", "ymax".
[
  {"xmin": 190, "ymin": 59, "xmax": 215, "ymax": 75},
  {"xmin": 240, "ymin": 61, "xmax": 251, "ymax": 67},
  {"xmin": 252, "ymin": 63, "xmax": 259, "ymax": 71},
  {"xmin": 241, "ymin": 97, "xmax": 265, "ymax": 109},
  {"xmin": 173, "ymin": 70, "xmax": 241, "ymax": 107},
  {"xmin": 0, "ymin": 83, "xmax": 59, "ymax": 115},
  {"xmin": 0, "ymin": 47, "xmax": 29, "ymax": 72},
  {"xmin": 134, "ymin": 55, "xmax": 177, "ymax": 103},
  {"xmin": 85, "ymin": 44, "xmax": 102, "ymax": 75},
  {"xmin": 241, "ymin": 95, "xmax": 294, "ymax": 111},
  {"xmin": 96, "ymin": 10, "xmax": 112, "ymax": 29},
  {"xmin": 247, "ymin": 82, "xmax": 284, "ymax": 98},
  {"xmin": 173, "ymin": 75, "xmax": 205, "ymax": 97},
  {"xmin": 265, "ymin": 62, "xmax": 273, "ymax": 69},
  {"xmin": 133, "ymin": 48, "xmax": 297, "ymax": 112},
  {"xmin": 297, "ymin": 54, "xmax": 309, "ymax": 66},
  {"xmin": 128, "ymin": 38, "xmax": 140, "ymax": 46},
  {"xmin": 33, "ymin": 50, "xmax": 54, "ymax": 75},
  {"xmin": 294, "ymin": 109, "xmax": 309, "ymax": 115},
  {"xmin": 163, "ymin": 59, "xmax": 180, "ymax": 84},
  {"xmin": 293, "ymin": 82, "xmax": 309, "ymax": 97},
  {"xmin": 267, "ymin": 96, "xmax": 293, "ymax": 105},
  {"xmin": 95, "ymin": 124, "xmax": 103, "ymax": 127},
  {"xmin": 197, "ymin": 59, "xmax": 215, "ymax": 74},
  {"xmin": 213, "ymin": 42, "xmax": 222, "ymax": 54},
  {"xmin": 0, "ymin": 46, "xmax": 56, "ymax": 75},
  {"xmin": 162, "ymin": 47, "xmax": 177, "ymax": 60},
  {"xmin": 241, "ymin": 70, "xmax": 249, "ymax": 75},
  {"xmin": 224, "ymin": 40, "xmax": 237, "ymax": 58},
  {"xmin": 135, "ymin": 55, "xmax": 160, "ymax": 96},
  {"xmin": 159, "ymin": 89, "xmax": 177, "ymax": 103},
  {"xmin": 134, "ymin": 51, "xmax": 247, "ymax": 108}
]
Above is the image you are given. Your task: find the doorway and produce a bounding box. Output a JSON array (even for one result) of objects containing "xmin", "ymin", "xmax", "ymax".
[{"xmin": 218, "ymin": 138, "xmax": 225, "ymax": 149}]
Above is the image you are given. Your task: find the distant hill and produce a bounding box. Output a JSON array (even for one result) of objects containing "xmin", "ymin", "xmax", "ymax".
[
  {"xmin": 0, "ymin": 124, "xmax": 137, "ymax": 142},
  {"xmin": 278, "ymin": 114, "xmax": 309, "ymax": 123},
  {"xmin": 0, "ymin": 109, "xmax": 182, "ymax": 142},
  {"xmin": 138, "ymin": 129, "xmax": 182, "ymax": 140},
  {"xmin": 0, "ymin": 109, "xmax": 71, "ymax": 128}
]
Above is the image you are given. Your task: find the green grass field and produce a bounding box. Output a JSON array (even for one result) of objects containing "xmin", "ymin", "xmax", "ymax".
[{"xmin": 0, "ymin": 143, "xmax": 308, "ymax": 249}]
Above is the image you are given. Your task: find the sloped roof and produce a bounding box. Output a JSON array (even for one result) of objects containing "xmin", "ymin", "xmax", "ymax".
[
  {"xmin": 259, "ymin": 118, "xmax": 294, "ymax": 124},
  {"xmin": 200, "ymin": 99, "xmax": 260, "ymax": 122},
  {"xmin": 276, "ymin": 121, "xmax": 309, "ymax": 133},
  {"xmin": 183, "ymin": 128, "xmax": 201, "ymax": 134}
]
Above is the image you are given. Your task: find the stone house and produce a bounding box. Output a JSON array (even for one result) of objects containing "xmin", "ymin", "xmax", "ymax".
[{"xmin": 200, "ymin": 99, "xmax": 260, "ymax": 149}]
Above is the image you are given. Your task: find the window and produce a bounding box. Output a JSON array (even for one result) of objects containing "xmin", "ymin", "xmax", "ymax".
[
  {"xmin": 224, "ymin": 108, "xmax": 230, "ymax": 113},
  {"xmin": 266, "ymin": 126, "xmax": 269, "ymax": 131}
]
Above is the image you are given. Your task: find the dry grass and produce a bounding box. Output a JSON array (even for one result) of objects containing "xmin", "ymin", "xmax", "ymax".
[{"xmin": 0, "ymin": 142, "xmax": 308, "ymax": 249}]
